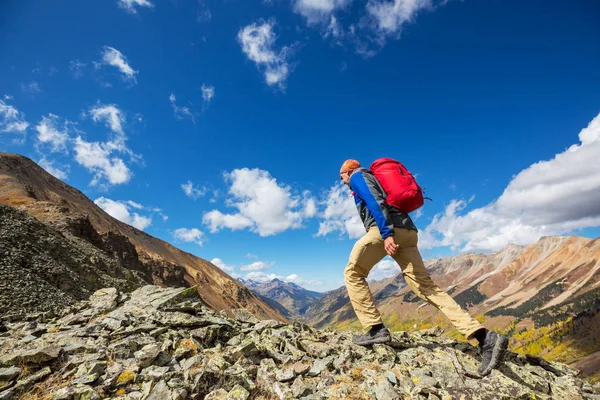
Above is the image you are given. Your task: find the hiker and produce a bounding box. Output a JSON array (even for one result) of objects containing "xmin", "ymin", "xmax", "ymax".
[{"xmin": 340, "ymin": 159, "xmax": 508, "ymax": 376}]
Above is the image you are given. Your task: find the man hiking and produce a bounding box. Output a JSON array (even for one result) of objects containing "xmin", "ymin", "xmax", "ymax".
[{"xmin": 340, "ymin": 159, "xmax": 508, "ymax": 376}]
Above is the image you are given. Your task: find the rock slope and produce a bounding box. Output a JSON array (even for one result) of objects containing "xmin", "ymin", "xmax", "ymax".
[{"xmin": 1, "ymin": 286, "xmax": 598, "ymax": 400}]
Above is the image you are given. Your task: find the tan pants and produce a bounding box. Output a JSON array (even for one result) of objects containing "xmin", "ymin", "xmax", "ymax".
[{"xmin": 344, "ymin": 227, "xmax": 483, "ymax": 339}]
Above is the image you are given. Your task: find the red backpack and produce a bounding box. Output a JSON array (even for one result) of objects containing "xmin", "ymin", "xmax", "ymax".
[{"xmin": 370, "ymin": 158, "xmax": 427, "ymax": 213}]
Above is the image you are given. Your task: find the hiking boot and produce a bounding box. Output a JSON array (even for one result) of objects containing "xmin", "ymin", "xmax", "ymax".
[
  {"xmin": 478, "ymin": 331, "xmax": 508, "ymax": 376},
  {"xmin": 353, "ymin": 327, "xmax": 391, "ymax": 346}
]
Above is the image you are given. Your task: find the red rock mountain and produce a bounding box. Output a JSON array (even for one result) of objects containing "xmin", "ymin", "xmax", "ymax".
[{"xmin": 0, "ymin": 152, "xmax": 286, "ymax": 322}]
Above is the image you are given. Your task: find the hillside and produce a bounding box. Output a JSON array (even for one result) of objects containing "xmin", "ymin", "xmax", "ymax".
[{"xmin": 0, "ymin": 152, "xmax": 285, "ymax": 322}]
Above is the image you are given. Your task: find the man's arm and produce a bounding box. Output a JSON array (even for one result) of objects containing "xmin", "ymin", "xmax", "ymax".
[{"xmin": 350, "ymin": 171, "xmax": 395, "ymax": 239}]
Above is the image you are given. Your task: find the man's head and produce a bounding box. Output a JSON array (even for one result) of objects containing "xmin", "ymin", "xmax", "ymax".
[{"xmin": 340, "ymin": 159, "xmax": 360, "ymax": 185}]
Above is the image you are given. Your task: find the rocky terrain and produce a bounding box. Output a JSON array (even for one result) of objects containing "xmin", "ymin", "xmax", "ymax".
[
  {"xmin": 238, "ymin": 279, "xmax": 323, "ymax": 319},
  {"xmin": 0, "ymin": 152, "xmax": 284, "ymax": 321},
  {"xmin": 1, "ymin": 285, "xmax": 599, "ymax": 400}
]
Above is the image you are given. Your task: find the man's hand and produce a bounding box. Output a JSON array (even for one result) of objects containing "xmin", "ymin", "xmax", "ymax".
[{"xmin": 384, "ymin": 236, "xmax": 399, "ymax": 256}]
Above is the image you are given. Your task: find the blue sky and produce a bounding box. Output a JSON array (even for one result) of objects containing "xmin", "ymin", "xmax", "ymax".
[{"xmin": 1, "ymin": 0, "xmax": 599, "ymax": 292}]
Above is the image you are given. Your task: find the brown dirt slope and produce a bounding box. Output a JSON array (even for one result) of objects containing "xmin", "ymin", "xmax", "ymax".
[{"xmin": 0, "ymin": 152, "xmax": 286, "ymax": 322}]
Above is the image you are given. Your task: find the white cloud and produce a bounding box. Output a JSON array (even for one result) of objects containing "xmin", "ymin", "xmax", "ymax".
[
  {"xmin": 246, "ymin": 253, "xmax": 258, "ymax": 259},
  {"xmin": 240, "ymin": 261, "xmax": 273, "ymax": 271},
  {"xmin": 89, "ymin": 104, "xmax": 124, "ymax": 135},
  {"xmin": 293, "ymin": 0, "xmax": 350, "ymax": 24},
  {"xmin": 421, "ymin": 112, "xmax": 600, "ymax": 252},
  {"xmin": 100, "ymin": 46, "xmax": 138, "ymax": 83},
  {"xmin": 117, "ymin": 0, "xmax": 153, "ymax": 14},
  {"xmin": 316, "ymin": 181, "xmax": 365, "ymax": 238},
  {"xmin": 169, "ymin": 93, "xmax": 196, "ymax": 123},
  {"xmin": 202, "ymin": 168, "xmax": 316, "ymax": 236},
  {"xmin": 237, "ymin": 20, "xmax": 293, "ymax": 88},
  {"xmin": 211, "ymin": 258, "xmax": 235, "ymax": 273},
  {"xmin": 173, "ymin": 228, "xmax": 205, "ymax": 246},
  {"xmin": 284, "ymin": 273, "xmax": 324, "ymax": 287},
  {"xmin": 201, "ymin": 85, "xmax": 215, "ymax": 103},
  {"xmin": 21, "ymin": 81, "xmax": 42, "ymax": 94},
  {"xmin": 366, "ymin": 0, "xmax": 432, "ymax": 36},
  {"xmin": 35, "ymin": 114, "xmax": 69, "ymax": 153},
  {"xmin": 367, "ymin": 257, "xmax": 399, "ymax": 281},
  {"xmin": 73, "ymin": 103, "xmax": 139, "ymax": 187},
  {"xmin": 0, "ymin": 99, "xmax": 29, "ymax": 134},
  {"xmin": 244, "ymin": 272, "xmax": 281, "ymax": 282},
  {"xmin": 181, "ymin": 181, "xmax": 206, "ymax": 199},
  {"xmin": 69, "ymin": 60, "xmax": 86, "ymax": 79},
  {"xmin": 73, "ymin": 137, "xmax": 132, "ymax": 186},
  {"xmin": 38, "ymin": 158, "xmax": 69, "ymax": 180},
  {"xmin": 94, "ymin": 197, "xmax": 152, "ymax": 230}
]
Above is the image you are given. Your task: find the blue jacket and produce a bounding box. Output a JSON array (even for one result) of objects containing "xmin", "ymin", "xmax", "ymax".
[{"xmin": 349, "ymin": 167, "xmax": 417, "ymax": 239}]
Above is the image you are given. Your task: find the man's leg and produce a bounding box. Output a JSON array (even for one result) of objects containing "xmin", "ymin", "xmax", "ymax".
[
  {"xmin": 391, "ymin": 228, "xmax": 484, "ymax": 338},
  {"xmin": 392, "ymin": 228, "xmax": 507, "ymax": 375},
  {"xmin": 344, "ymin": 227, "xmax": 387, "ymax": 330}
]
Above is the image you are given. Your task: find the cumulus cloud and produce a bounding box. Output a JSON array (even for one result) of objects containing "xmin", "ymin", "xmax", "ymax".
[
  {"xmin": 316, "ymin": 181, "xmax": 364, "ymax": 238},
  {"xmin": 202, "ymin": 168, "xmax": 316, "ymax": 236},
  {"xmin": 293, "ymin": 0, "xmax": 350, "ymax": 24},
  {"xmin": 74, "ymin": 138, "xmax": 132, "ymax": 186},
  {"xmin": 100, "ymin": 46, "xmax": 138, "ymax": 83},
  {"xmin": 38, "ymin": 158, "xmax": 69, "ymax": 180},
  {"xmin": 0, "ymin": 99, "xmax": 29, "ymax": 134},
  {"xmin": 35, "ymin": 114, "xmax": 69, "ymax": 153},
  {"xmin": 237, "ymin": 20, "xmax": 293, "ymax": 88},
  {"xmin": 201, "ymin": 85, "xmax": 215, "ymax": 103},
  {"xmin": 117, "ymin": 0, "xmax": 153, "ymax": 14},
  {"xmin": 173, "ymin": 228, "xmax": 205, "ymax": 246},
  {"xmin": 181, "ymin": 181, "xmax": 206, "ymax": 199},
  {"xmin": 94, "ymin": 197, "xmax": 152, "ymax": 230},
  {"xmin": 367, "ymin": 257, "xmax": 400, "ymax": 281},
  {"xmin": 73, "ymin": 103, "xmax": 138, "ymax": 187},
  {"xmin": 169, "ymin": 93, "xmax": 196, "ymax": 123},
  {"xmin": 240, "ymin": 261, "xmax": 274, "ymax": 271},
  {"xmin": 420, "ymin": 112, "xmax": 600, "ymax": 252},
  {"xmin": 211, "ymin": 258, "xmax": 235, "ymax": 273}
]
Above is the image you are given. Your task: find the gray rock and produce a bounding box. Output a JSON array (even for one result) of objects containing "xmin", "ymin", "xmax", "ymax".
[
  {"xmin": 0, "ymin": 345, "xmax": 62, "ymax": 366},
  {"xmin": 275, "ymin": 367, "xmax": 295, "ymax": 382},
  {"xmin": 13, "ymin": 366, "xmax": 51, "ymax": 392},
  {"xmin": 89, "ymin": 288, "xmax": 119, "ymax": 313},
  {"xmin": 205, "ymin": 388, "xmax": 228, "ymax": 399},
  {"xmin": 231, "ymin": 309, "xmax": 259, "ymax": 324},
  {"xmin": 52, "ymin": 384, "xmax": 101, "ymax": 400},
  {"xmin": 375, "ymin": 377, "xmax": 400, "ymax": 400},
  {"xmin": 146, "ymin": 379, "xmax": 172, "ymax": 400},
  {"xmin": 0, "ymin": 367, "xmax": 21, "ymax": 381},
  {"xmin": 227, "ymin": 384, "xmax": 250, "ymax": 400},
  {"xmin": 134, "ymin": 343, "xmax": 161, "ymax": 368},
  {"xmin": 306, "ymin": 356, "xmax": 334, "ymax": 377}
]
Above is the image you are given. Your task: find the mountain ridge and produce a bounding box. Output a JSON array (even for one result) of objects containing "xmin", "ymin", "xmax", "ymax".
[{"xmin": 0, "ymin": 152, "xmax": 286, "ymax": 322}]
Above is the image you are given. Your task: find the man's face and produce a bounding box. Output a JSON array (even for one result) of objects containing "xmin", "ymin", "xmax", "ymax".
[{"xmin": 340, "ymin": 170, "xmax": 352, "ymax": 186}]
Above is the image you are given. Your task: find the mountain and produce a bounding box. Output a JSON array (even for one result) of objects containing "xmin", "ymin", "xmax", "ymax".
[
  {"xmin": 3, "ymin": 284, "xmax": 598, "ymax": 399},
  {"xmin": 0, "ymin": 152, "xmax": 285, "ymax": 322},
  {"xmin": 303, "ymin": 235, "xmax": 600, "ymax": 380},
  {"xmin": 238, "ymin": 278, "xmax": 324, "ymax": 318}
]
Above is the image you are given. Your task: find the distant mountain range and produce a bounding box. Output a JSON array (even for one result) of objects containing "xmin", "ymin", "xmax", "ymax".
[
  {"xmin": 237, "ymin": 278, "xmax": 324, "ymax": 318},
  {"xmin": 298, "ymin": 235, "xmax": 600, "ymax": 380},
  {"xmin": 0, "ymin": 153, "xmax": 286, "ymax": 322}
]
